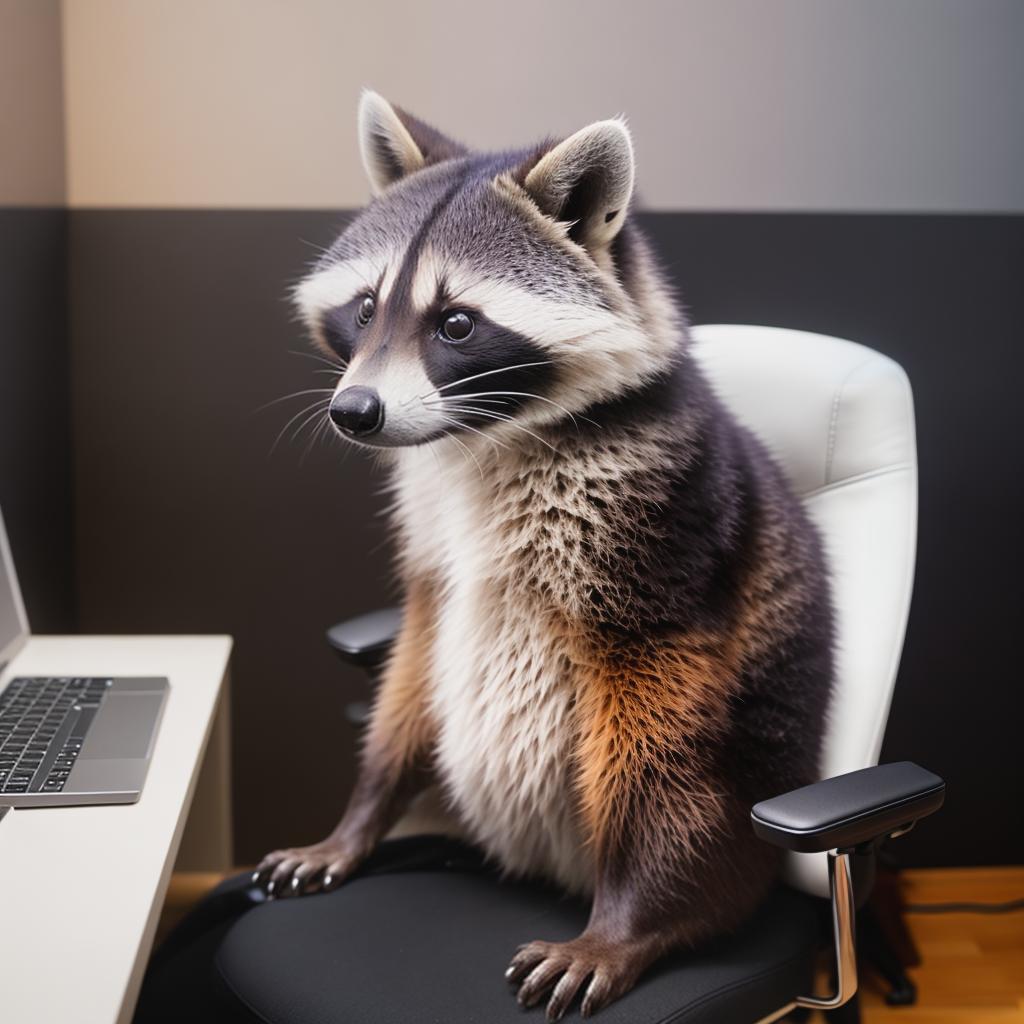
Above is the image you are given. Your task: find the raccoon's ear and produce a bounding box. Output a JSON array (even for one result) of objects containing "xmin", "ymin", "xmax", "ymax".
[
  {"xmin": 521, "ymin": 119, "xmax": 635, "ymax": 252},
  {"xmin": 357, "ymin": 90, "xmax": 467, "ymax": 195}
]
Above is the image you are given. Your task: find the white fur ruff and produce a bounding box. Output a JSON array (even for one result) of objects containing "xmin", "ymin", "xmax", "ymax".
[{"xmin": 393, "ymin": 443, "xmax": 593, "ymax": 894}]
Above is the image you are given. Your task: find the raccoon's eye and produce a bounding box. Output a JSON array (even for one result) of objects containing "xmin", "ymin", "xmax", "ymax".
[
  {"xmin": 356, "ymin": 295, "xmax": 375, "ymax": 328},
  {"xmin": 439, "ymin": 311, "xmax": 475, "ymax": 343}
]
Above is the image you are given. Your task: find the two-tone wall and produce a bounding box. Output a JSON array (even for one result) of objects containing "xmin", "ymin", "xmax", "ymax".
[
  {"xmin": 3, "ymin": 0, "xmax": 1023, "ymax": 867},
  {"xmin": 0, "ymin": 0, "xmax": 72, "ymax": 632}
]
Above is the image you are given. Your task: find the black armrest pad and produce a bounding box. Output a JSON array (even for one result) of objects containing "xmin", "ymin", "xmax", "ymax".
[
  {"xmin": 325, "ymin": 607, "xmax": 402, "ymax": 667},
  {"xmin": 751, "ymin": 761, "xmax": 945, "ymax": 853}
]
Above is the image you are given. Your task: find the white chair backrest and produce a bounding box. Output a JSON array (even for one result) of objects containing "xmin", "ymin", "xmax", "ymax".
[{"xmin": 692, "ymin": 325, "xmax": 918, "ymax": 898}]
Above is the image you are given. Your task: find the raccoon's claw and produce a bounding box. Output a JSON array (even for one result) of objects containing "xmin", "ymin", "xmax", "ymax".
[
  {"xmin": 253, "ymin": 840, "xmax": 358, "ymax": 898},
  {"xmin": 507, "ymin": 935, "xmax": 647, "ymax": 1020}
]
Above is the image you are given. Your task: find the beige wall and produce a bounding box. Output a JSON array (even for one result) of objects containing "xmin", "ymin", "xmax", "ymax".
[
  {"xmin": 49, "ymin": 0, "xmax": 1024, "ymax": 211},
  {"xmin": 0, "ymin": 0, "xmax": 65, "ymax": 205}
]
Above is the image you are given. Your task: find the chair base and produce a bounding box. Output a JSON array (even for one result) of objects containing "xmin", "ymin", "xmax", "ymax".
[{"xmin": 860, "ymin": 893, "xmax": 918, "ymax": 1005}]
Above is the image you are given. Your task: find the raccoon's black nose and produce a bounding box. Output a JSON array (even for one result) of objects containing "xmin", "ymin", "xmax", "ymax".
[{"xmin": 329, "ymin": 386, "xmax": 384, "ymax": 437}]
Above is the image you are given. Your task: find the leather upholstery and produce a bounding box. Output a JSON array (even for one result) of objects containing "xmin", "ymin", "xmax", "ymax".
[
  {"xmin": 692, "ymin": 325, "xmax": 917, "ymax": 897},
  {"xmin": 214, "ymin": 844, "xmax": 819, "ymax": 1024},
  {"xmin": 751, "ymin": 761, "xmax": 944, "ymax": 852}
]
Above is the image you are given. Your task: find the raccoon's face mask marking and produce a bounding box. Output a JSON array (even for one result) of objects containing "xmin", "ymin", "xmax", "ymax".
[
  {"xmin": 315, "ymin": 264, "xmax": 556, "ymax": 448},
  {"xmin": 294, "ymin": 91, "xmax": 677, "ymax": 451}
]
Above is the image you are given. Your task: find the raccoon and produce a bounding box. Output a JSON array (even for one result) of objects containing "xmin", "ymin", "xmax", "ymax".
[{"xmin": 256, "ymin": 92, "xmax": 834, "ymax": 1020}]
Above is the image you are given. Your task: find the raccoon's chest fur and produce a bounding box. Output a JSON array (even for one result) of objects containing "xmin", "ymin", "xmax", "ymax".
[{"xmin": 394, "ymin": 446, "xmax": 592, "ymax": 893}]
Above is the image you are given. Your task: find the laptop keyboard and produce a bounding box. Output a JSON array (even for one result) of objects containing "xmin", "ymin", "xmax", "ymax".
[{"xmin": 0, "ymin": 678, "xmax": 112, "ymax": 794}]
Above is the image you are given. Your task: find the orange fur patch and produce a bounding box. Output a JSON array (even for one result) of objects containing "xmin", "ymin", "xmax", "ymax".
[
  {"xmin": 569, "ymin": 514, "xmax": 816, "ymax": 878},
  {"xmin": 571, "ymin": 628, "xmax": 743, "ymax": 865},
  {"xmin": 364, "ymin": 574, "xmax": 438, "ymax": 773}
]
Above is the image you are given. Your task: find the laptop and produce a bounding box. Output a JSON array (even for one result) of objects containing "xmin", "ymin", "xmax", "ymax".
[{"xmin": 0, "ymin": 506, "xmax": 168, "ymax": 807}]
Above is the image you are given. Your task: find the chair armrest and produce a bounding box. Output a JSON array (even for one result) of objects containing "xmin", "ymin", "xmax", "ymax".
[
  {"xmin": 325, "ymin": 607, "xmax": 402, "ymax": 668},
  {"xmin": 751, "ymin": 761, "xmax": 945, "ymax": 853}
]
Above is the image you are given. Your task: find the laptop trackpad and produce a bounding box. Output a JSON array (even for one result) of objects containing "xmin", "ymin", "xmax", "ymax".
[{"xmin": 79, "ymin": 693, "xmax": 163, "ymax": 760}]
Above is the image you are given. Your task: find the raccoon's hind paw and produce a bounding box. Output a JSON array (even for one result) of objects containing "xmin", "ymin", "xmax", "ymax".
[
  {"xmin": 251, "ymin": 839, "xmax": 361, "ymax": 898},
  {"xmin": 505, "ymin": 935, "xmax": 650, "ymax": 1021}
]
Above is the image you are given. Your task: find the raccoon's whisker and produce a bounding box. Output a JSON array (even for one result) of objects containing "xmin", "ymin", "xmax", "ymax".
[
  {"xmin": 447, "ymin": 417, "xmax": 510, "ymax": 451},
  {"xmin": 432, "ymin": 404, "xmax": 514, "ymax": 419},
  {"xmin": 319, "ymin": 407, "xmax": 352, "ymax": 466},
  {"xmin": 424, "ymin": 434, "xmax": 449, "ymax": 482},
  {"xmin": 268, "ymin": 398, "xmax": 332, "ymax": 454},
  {"xmin": 450, "ymin": 436, "xmax": 484, "ymax": 479},
  {"xmin": 287, "ymin": 349, "xmax": 347, "ymax": 371},
  {"xmin": 440, "ymin": 407, "xmax": 560, "ymax": 454},
  {"xmin": 435, "ymin": 407, "xmax": 528, "ymax": 437},
  {"xmin": 435, "ymin": 401, "xmax": 552, "ymax": 438},
  {"xmin": 287, "ymin": 402, "xmax": 331, "ymax": 440},
  {"xmin": 425, "ymin": 395, "xmax": 512, "ymax": 409},
  {"xmin": 433, "ymin": 391, "xmax": 600, "ymax": 430},
  {"xmin": 299, "ymin": 408, "xmax": 337, "ymax": 465},
  {"xmin": 297, "ymin": 236, "xmax": 333, "ymax": 258},
  {"xmin": 320, "ymin": 413, "xmax": 339, "ymax": 450},
  {"xmin": 298, "ymin": 422, "xmax": 322, "ymax": 465},
  {"xmin": 435, "ymin": 412, "xmax": 508, "ymax": 455},
  {"xmin": 254, "ymin": 388, "xmax": 336, "ymax": 414},
  {"xmin": 435, "ymin": 420, "xmax": 485, "ymax": 479},
  {"xmin": 414, "ymin": 360, "xmax": 552, "ymax": 401},
  {"xmin": 290, "ymin": 402, "xmax": 333, "ymax": 446},
  {"xmin": 430, "ymin": 399, "xmax": 501, "ymax": 415},
  {"xmin": 434, "ymin": 415, "xmax": 481, "ymax": 472}
]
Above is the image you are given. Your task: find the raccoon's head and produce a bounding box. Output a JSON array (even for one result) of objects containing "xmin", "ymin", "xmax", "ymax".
[{"xmin": 295, "ymin": 92, "xmax": 680, "ymax": 450}]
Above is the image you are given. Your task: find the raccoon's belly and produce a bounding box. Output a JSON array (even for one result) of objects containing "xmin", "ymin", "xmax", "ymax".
[{"xmin": 429, "ymin": 582, "xmax": 591, "ymax": 894}]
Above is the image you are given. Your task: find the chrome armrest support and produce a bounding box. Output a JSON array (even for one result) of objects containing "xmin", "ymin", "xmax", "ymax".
[{"xmin": 795, "ymin": 849, "xmax": 857, "ymax": 1010}]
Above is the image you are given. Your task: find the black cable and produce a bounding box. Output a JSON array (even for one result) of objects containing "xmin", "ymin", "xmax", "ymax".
[{"xmin": 905, "ymin": 897, "xmax": 1024, "ymax": 914}]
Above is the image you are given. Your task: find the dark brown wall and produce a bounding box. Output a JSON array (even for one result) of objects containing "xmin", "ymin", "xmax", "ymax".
[
  {"xmin": 642, "ymin": 213, "xmax": 1024, "ymax": 869},
  {"xmin": 0, "ymin": 208, "xmax": 74, "ymax": 634},
  {"xmin": 67, "ymin": 211, "xmax": 387, "ymax": 859},
  {"xmin": 60, "ymin": 209, "xmax": 1024, "ymax": 868}
]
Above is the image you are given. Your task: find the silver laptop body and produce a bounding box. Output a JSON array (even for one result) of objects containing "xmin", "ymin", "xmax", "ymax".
[{"xmin": 0, "ymin": 507, "xmax": 168, "ymax": 807}]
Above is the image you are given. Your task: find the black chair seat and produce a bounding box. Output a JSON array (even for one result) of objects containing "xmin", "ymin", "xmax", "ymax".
[{"xmin": 215, "ymin": 867, "xmax": 819, "ymax": 1024}]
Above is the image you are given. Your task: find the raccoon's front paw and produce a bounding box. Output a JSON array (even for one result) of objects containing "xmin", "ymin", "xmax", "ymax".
[
  {"xmin": 505, "ymin": 934, "xmax": 652, "ymax": 1021},
  {"xmin": 252, "ymin": 838, "xmax": 361, "ymax": 898}
]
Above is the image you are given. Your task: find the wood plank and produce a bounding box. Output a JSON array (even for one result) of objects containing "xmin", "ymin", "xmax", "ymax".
[
  {"xmin": 855, "ymin": 868, "xmax": 1024, "ymax": 1023},
  {"xmin": 902, "ymin": 866, "xmax": 1024, "ymax": 905}
]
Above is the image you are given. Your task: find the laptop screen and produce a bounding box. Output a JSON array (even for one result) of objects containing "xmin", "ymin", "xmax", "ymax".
[{"xmin": 0, "ymin": 508, "xmax": 29, "ymax": 666}]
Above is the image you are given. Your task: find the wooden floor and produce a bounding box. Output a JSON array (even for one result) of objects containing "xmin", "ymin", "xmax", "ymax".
[
  {"xmin": 159, "ymin": 866, "xmax": 1024, "ymax": 1022},
  {"xmin": 852, "ymin": 866, "xmax": 1024, "ymax": 1024}
]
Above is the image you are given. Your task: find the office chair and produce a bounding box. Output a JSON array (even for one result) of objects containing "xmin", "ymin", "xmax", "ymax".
[{"xmin": 212, "ymin": 325, "xmax": 944, "ymax": 1024}]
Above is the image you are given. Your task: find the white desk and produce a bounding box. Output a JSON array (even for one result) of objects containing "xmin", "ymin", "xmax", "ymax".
[{"xmin": 0, "ymin": 635, "xmax": 233, "ymax": 1024}]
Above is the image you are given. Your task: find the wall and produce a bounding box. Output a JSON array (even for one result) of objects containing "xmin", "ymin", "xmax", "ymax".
[
  {"xmin": 67, "ymin": 210, "xmax": 389, "ymax": 857},
  {"xmin": 0, "ymin": 0, "xmax": 73, "ymax": 633},
  {"xmin": 67, "ymin": 209, "xmax": 1024, "ymax": 869},
  {"xmin": 62, "ymin": 0, "xmax": 1024, "ymax": 212},
  {"xmin": 4, "ymin": 0, "xmax": 1024, "ymax": 866}
]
